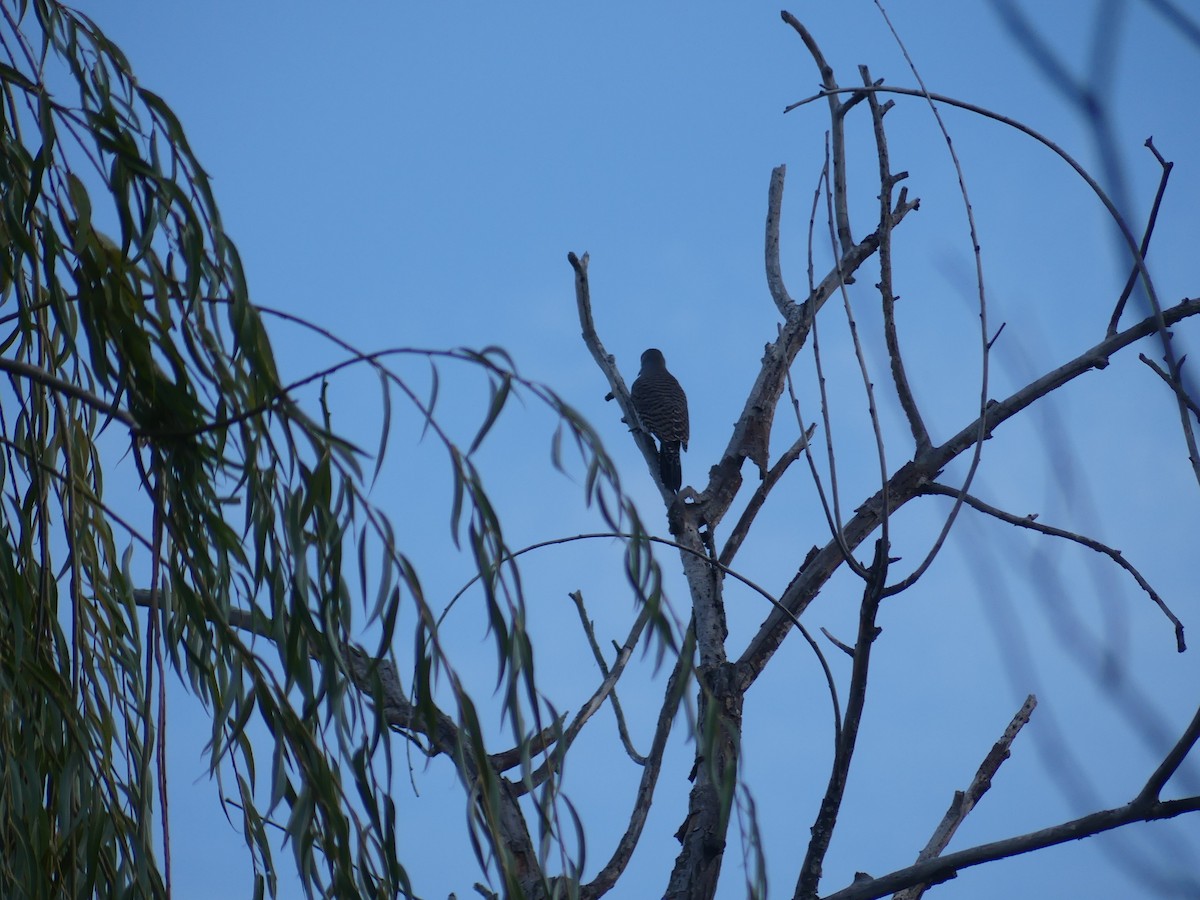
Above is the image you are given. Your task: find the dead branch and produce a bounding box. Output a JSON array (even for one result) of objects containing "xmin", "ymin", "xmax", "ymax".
[
  {"xmin": 821, "ymin": 795, "xmax": 1200, "ymax": 900},
  {"xmin": 779, "ymin": 12, "xmax": 854, "ymax": 252},
  {"xmin": 1136, "ymin": 703, "xmax": 1200, "ymax": 806},
  {"xmin": 569, "ymin": 590, "xmax": 647, "ymax": 764},
  {"xmin": 513, "ymin": 600, "xmax": 653, "ymax": 794},
  {"xmin": 1140, "ymin": 350, "xmax": 1200, "ymax": 485},
  {"xmin": 739, "ymin": 297, "xmax": 1200, "ymax": 689},
  {"xmin": 1107, "ymin": 138, "xmax": 1174, "ymax": 335},
  {"xmin": 1141, "ymin": 353, "xmax": 1200, "ymax": 425},
  {"xmin": 719, "ymin": 425, "xmax": 816, "ymax": 568},
  {"xmin": 861, "ymin": 62, "xmax": 929, "ymax": 455},
  {"xmin": 823, "ymin": 143, "xmax": 894, "ymax": 577},
  {"xmin": 920, "ymin": 482, "xmax": 1185, "ymax": 651},
  {"xmin": 702, "ymin": 216, "xmax": 903, "ymax": 528},
  {"xmin": 864, "ymin": 11, "xmax": 994, "ymax": 601},
  {"xmin": 892, "ymin": 695, "xmax": 1038, "ymax": 900},
  {"xmin": 765, "ymin": 164, "xmax": 799, "ymax": 317},
  {"xmin": 796, "ymin": 541, "xmax": 889, "ymax": 899},
  {"xmin": 568, "ymin": 251, "xmax": 670, "ymax": 501}
]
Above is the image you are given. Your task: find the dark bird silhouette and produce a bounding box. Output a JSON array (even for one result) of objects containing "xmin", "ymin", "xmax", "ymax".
[{"xmin": 631, "ymin": 348, "xmax": 689, "ymax": 492}]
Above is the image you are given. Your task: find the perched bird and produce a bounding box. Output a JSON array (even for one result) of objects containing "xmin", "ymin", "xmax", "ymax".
[{"xmin": 631, "ymin": 348, "xmax": 689, "ymax": 492}]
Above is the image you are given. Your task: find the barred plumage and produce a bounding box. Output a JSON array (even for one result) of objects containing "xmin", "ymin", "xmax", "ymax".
[{"xmin": 631, "ymin": 348, "xmax": 689, "ymax": 492}]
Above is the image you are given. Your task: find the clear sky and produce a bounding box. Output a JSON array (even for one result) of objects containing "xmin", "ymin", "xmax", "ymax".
[{"xmin": 66, "ymin": 2, "xmax": 1200, "ymax": 898}]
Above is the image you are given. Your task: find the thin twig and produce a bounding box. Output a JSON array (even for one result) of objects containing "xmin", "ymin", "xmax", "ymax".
[
  {"xmin": 780, "ymin": 11, "xmax": 853, "ymax": 252},
  {"xmin": 785, "ymin": 83, "xmax": 1159, "ymax": 316},
  {"xmin": 921, "ymin": 482, "xmax": 1185, "ymax": 651},
  {"xmin": 806, "ymin": 282, "xmax": 869, "ymax": 581},
  {"xmin": 861, "ymin": 63, "xmax": 929, "ymax": 454},
  {"xmin": 1140, "ymin": 353, "xmax": 1200, "ymax": 423},
  {"xmin": 512, "ymin": 599, "xmax": 653, "ymax": 794},
  {"xmin": 1107, "ymin": 138, "xmax": 1173, "ymax": 335},
  {"xmin": 791, "ymin": 150, "xmax": 870, "ymax": 581},
  {"xmin": 820, "ymin": 627, "xmax": 854, "ymax": 658},
  {"xmin": 569, "ymin": 590, "xmax": 647, "ymax": 764},
  {"xmin": 823, "ymin": 132, "xmax": 893, "ymax": 577},
  {"xmin": 871, "ymin": 1, "xmax": 991, "ymax": 598},
  {"xmin": 718, "ymin": 425, "xmax": 817, "ymax": 568}
]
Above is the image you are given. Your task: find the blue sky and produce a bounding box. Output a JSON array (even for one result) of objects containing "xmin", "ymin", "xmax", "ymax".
[{"xmin": 66, "ymin": 2, "xmax": 1200, "ymax": 898}]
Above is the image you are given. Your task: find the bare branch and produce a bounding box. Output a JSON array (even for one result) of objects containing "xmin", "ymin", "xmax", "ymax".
[
  {"xmin": 821, "ymin": 795, "xmax": 1200, "ymax": 900},
  {"xmin": 860, "ymin": 63, "xmax": 930, "ymax": 455},
  {"xmin": 1140, "ymin": 352, "xmax": 1200, "ymax": 482},
  {"xmin": 796, "ymin": 541, "xmax": 888, "ymax": 899},
  {"xmin": 820, "ymin": 626, "xmax": 854, "ymax": 658},
  {"xmin": 892, "ymin": 695, "xmax": 1037, "ymax": 900},
  {"xmin": 719, "ymin": 425, "xmax": 816, "ymax": 568},
  {"xmin": 739, "ymin": 297, "xmax": 1200, "ymax": 689},
  {"xmin": 514, "ymin": 601, "xmax": 653, "ymax": 794},
  {"xmin": 702, "ymin": 167, "xmax": 913, "ymax": 532},
  {"xmin": 920, "ymin": 482, "xmax": 1186, "ymax": 651},
  {"xmin": 1142, "ymin": 350, "xmax": 1200, "ymax": 421},
  {"xmin": 780, "ymin": 11, "xmax": 854, "ymax": 252},
  {"xmin": 1107, "ymin": 138, "xmax": 1174, "ymax": 335},
  {"xmin": 765, "ymin": 164, "xmax": 799, "ymax": 317},
  {"xmin": 823, "ymin": 142, "xmax": 894, "ymax": 576},
  {"xmin": 568, "ymin": 251, "xmax": 669, "ymax": 501},
  {"xmin": 1136, "ymin": 703, "xmax": 1200, "ymax": 806},
  {"xmin": 870, "ymin": 3, "xmax": 993, "ymax": 599},
  {"xmin": 569, "ymin": 590, "xmax": 647, "ymax": 764},
  {"xmin": 785, "ymin": 84, "xmax": 1158, "ymax": 313}
]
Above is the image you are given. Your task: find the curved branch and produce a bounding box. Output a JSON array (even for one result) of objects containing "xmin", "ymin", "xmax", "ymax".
[
  {"xmin": 784, "ymin": 83, "xmax": 1161, "ymax": 321},
  {"xmin": 765, "ymin": 165, "xmax": 799, "ymax": 317},
  {"xmin": 920, "ymin": 482, "xmax": 1185, "ymax": 651},
  {"xmin": 780, "ymin": 11, "xmax": 854, "ymax": 251},
  {"xmin": 1137, "ymin": 703, "xmax": 1200, "ymax": 806},
  {"xmin": 864, "ymin": 10, "xmax": 993, "ymax": 599}
]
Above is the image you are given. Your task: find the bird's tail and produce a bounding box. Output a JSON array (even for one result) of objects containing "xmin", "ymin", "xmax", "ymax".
[{"xmin": 659, "ymin": 442, "xmax": 682, "ymax": 493}]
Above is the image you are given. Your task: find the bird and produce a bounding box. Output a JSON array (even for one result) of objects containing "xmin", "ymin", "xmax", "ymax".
[{"xmin": 630, "ymin": 348, "xmax": 689, "ymax": 492}]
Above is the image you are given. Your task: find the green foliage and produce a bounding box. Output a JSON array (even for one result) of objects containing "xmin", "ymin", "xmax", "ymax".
[{"xmin": 0, "ymin": 3, "xmax": 670, "ymax": 897}]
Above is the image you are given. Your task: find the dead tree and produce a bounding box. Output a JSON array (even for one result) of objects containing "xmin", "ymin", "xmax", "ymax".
[{"xmin": 563, "ymin": 11, "xmax": 1198, "ymax": 900}]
